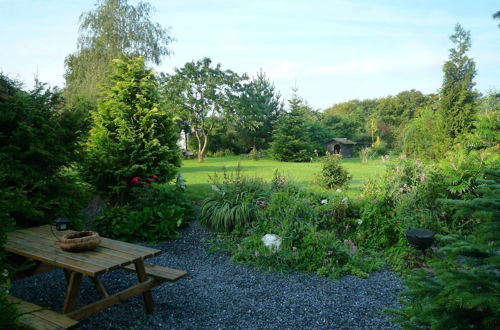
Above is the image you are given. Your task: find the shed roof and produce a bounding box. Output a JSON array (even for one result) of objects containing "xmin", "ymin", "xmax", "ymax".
[{"xmin": 326, "ymin": 138, "xmax": 357, "ymax": 145}]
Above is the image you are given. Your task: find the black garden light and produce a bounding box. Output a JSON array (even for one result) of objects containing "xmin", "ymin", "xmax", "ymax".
[
  {"xmin": 55, "ymin": 217, "xmax": 71, "ymax": 231},
  {"xmin": 406, "ymin": 228, "xmax": 435, "ymax": 252}
]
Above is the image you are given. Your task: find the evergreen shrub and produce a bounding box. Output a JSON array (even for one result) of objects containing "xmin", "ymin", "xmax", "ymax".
[
  {"xmin": 0, "ymin": 74, "xmax": 87, "ymax": 227},
  {"xmin": 390, "ymin": 169, "xmax": 500, "ymax": 329},
  {"xmin": 316, "ymin": 153, "xmax": 351, "ymax": 189},
  {"xmin": 82, "ymin": 56, "xmax": 180, "ymax": 202}
]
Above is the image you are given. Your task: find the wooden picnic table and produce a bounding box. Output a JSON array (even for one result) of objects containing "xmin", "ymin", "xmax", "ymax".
[{"xmin": 6, "ymin": 225, "xmax": 187, "ymax": 326}]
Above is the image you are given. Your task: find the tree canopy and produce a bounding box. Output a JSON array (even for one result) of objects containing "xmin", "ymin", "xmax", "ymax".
[
  {"xmin": 64, "ymin": 0, "xmax": 174, "ymax": 103},
  {"xmin": 234, "ymin": 70, "xmax": 284, "ymax": 151},
  {"xmin": 162, "ymin": 57, "xmax": 241, "ymax": 162}
]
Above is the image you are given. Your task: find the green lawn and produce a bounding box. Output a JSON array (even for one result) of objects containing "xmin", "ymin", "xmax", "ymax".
[{"xmin": 180, "ymin": 156, "xmax": 386, "ymax": 200}]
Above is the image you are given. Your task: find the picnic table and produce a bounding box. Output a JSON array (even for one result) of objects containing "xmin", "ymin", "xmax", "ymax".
[{"xmin": 6, "ymin": 225, "xmax": 187, "ymax": 329}]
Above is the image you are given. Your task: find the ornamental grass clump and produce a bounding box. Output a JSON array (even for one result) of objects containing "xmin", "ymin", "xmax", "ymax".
[{"xmin": 200, "ymin": 164, "xmax": 269, "ymax": 232}]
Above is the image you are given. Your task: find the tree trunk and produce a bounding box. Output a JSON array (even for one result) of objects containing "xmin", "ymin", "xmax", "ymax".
[{"xmin": 198, "ymin": 133, "xmax": 208, "ymax": 163}]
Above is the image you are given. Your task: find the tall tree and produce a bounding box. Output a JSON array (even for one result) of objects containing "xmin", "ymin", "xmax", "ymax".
[
  {"xmin": 235, "ymin": 70, "xmax": 284, "ymax": 151},
  {"xmin": 162, "ymin": 57, "xmax": 241, "ymax": 162},
  {"xmin": 438, "ymin": 24, "xmax": 478, "ymax": 139},
  {"xmin": 82, "ymin": 57, "xmax": 180, "ymax": 202},
  {"xmin": 64, "ymin": 0, "xmax": 173, "ymax": 103},
  {"xmin": 494, "ymin": 10, "xmax": 500, "ymax": 28},
  {"xmin": 270, "ymin": 90, "xmax": 315, "ymax": 162}
]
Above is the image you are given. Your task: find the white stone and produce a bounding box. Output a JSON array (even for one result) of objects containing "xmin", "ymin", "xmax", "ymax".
[{"xmin": 262, "ymin": 234, "xmax": 282, "ymax": 250}]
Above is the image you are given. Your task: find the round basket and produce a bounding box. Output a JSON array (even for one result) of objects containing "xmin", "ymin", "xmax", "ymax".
[{"xmin": 60, "ymin": 231, "xmax": 101, "ymax": 252}]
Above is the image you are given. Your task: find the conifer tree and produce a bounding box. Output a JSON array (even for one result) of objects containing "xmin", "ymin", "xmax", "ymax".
[
  {"xmin": 390, "ymin": 169, "xmax": 500, "ymax": 329},
  {"xmin": 270, "ymin": 91, "xmax": 315, "ymax": 162},
  {"xmin": 438, "ymin": 24, "xmax": 478, "ymax": 139},
  {"xmin": 82, "ymin": 56, "xmax": 180, "ymax": 202}
]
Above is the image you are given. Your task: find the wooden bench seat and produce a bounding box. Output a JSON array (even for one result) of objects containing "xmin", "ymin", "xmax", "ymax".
[
  {"xmin": 9, "ymin": 296, "xmax": 79, "ymax": 330},
  {"xmin": 122, "ymin": 263, "xmax": 187, "ymax": 282}
]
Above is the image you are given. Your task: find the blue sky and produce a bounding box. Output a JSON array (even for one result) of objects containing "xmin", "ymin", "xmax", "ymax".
[{"xmin": 1, "ymin": 0, "xmax": 498, "ymax": 109}]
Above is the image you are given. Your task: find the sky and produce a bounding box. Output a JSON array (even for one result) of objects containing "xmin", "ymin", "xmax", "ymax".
[{"xmin": 1, "ymin": 0, "xmax": 499, "ymax": 109}]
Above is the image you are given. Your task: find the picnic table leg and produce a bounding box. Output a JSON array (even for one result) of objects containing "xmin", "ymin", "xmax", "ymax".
[
  {"xmin": 63, "ymin": 271, "xmax": 83, "ymax": 313},
  {"xmin": 63, "ymin": 269, "xmax": 70, "ymax": 284},
  {"xmin": 90, "ymin": 276, "xmax": 109, "ymax": 298},
  {"xmin": 134, "ymin": 260, "xmax": 154, "ymax": 313}
]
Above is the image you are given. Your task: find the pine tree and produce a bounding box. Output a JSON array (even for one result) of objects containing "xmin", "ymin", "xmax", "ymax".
[
  {"xmin": 439, "ymin": 24, "xmax": 478, "ymax": 139},
  {"xmin": 390, "ymin": 169, "xmax": 500, "ymax": 329},
  {"xmin": 270, "ymin": 91, "xmax": 315, "ymax": 162}
]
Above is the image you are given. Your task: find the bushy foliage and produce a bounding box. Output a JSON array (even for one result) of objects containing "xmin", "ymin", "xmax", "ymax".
[
  {"xmin": 82, "ymin": 56, "xmax": 180, "ymax": 202},
  {"xmin": 438, "ymin": 24, "xmax": 478, "ymax": 139},
  {"xmin": 230, "ymin": 187, "xmax": 383, "ymax": 278},
  {"xmin": 402, "ymin": 107, "xmax": 450, "ymax": 159},
  {"xmin": 316, "ymin": 153, "xmax": 351, "ymax": 189},
  {"xmin": 203, "ymin": 166, "xmax": 382, "ymax": 278},
  {"xmin": 390, "ymin": 169, "xmax": 500, "ymax": 329},
  {"xmin": 270, "ymin": 107, "xmax": 315, "ymax": 162},
  {"xmin": 200, "ymin": 165, "xmax": 269, "ymax": 231},
  {"xmin": 0, "ymin": 187, "xmax": 22, "ymax": 328},
  {"xmin": 93, "ymin": 183, "xmax": 191, "ymax": 243},
  {"xmin": 0, "ymin": 74, "xmax": 87, "ymax": 227}
]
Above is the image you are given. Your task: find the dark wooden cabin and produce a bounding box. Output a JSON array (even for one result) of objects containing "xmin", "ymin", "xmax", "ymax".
[{"xmin": 325, "ymin": 138, "xmax": 357, "ymax": 158}]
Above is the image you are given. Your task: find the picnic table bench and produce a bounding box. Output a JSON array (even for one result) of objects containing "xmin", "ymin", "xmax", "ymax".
[{"xmin": 6, "ymin": 225, "xmax": 187, "ymax": 328}]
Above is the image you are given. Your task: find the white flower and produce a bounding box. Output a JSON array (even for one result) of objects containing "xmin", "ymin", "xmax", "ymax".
[
  {"xmin": 336, "ymin": 189, "xmax": 342, "ymax": 193},
  {"xmin": 321, "ymin": 199, "xmax": 328, "ymax": 205},
  {"xmin": 342, "ymin": 197, "xmax": 348, "ymax": 204},
  {"xmin": 356, "ymin": 219, "xmax": 363, "ymax": 225}
]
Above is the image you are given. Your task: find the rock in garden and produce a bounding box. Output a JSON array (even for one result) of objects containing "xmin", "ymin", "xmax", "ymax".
[{"xmin": 262, "ymin": 234, "xmax": 282, "ymax": 250}]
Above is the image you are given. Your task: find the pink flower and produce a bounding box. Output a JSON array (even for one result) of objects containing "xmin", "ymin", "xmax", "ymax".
[
  {"xmin": 148, "ymin": 178, "xmax": 155, "ymax": 182},
  {"xmin": 152, "ymin": 175, "xmax": 158, "ymax": 179},
  {"xmin": 144, "ymin": 183, "xmax": 151, "ymax": 187},
  {"xmin": 131, "ymin": 177, "xmax": 140, "ymax": 184}
]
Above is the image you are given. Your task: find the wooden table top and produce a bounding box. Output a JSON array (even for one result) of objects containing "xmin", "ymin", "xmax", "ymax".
[{"xmin": 5, "ymin": 225, "xmax": 162, "ymax": 277}]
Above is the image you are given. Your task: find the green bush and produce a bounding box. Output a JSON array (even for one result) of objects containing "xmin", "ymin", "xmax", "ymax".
[
  {"xmin": 200, "ymin": 165, "xmax": 268, "ymax": 231},
  {"xmin": 390, "ymin": 169, "xmax": 500, "ymax": 329},
  {"xmin": 205, "ymin": 168, "xmax": 383, "ymax": 278},
  {"xmin": 82, "ymin": 56, "xmax": 180, "ymax": 202},
  {"xmin": 0, "ymin": 74, "xmax": 87, "ymax": 227},
  {"xmin": 93, "ymin": 183, "xmax": 191, "ymax": 243},
  {"xmin": 0, "ymin": 187, "xmax": 22, "ymax": 328},
  {"xmin": 316, "ymin": 153, "xmax": 351, "ymax": 189}
]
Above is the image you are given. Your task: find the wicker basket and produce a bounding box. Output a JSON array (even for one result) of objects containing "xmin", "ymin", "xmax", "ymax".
[{"xmin": 60, "ymin": 231, "xmax": 101, "ymax": 252}]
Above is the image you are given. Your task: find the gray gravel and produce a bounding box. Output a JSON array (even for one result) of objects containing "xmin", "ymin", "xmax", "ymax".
[{"xmin": 11, "ymin": 221, "xmax": 404, "ymax": 329}]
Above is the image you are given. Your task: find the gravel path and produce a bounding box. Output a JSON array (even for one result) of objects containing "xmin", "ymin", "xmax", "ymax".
[{"xmin": 12, "ymin": 221, "xmax": 404, "ymax": 329}]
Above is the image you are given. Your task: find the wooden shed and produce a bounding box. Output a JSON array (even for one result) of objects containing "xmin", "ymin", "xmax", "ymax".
[{"xmin": 325, "ymin": 138, "xmax": 357, "ymax": 158}]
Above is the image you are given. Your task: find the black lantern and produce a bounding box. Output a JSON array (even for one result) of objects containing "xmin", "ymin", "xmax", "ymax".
[
  {"xmin": 406, "ymin": 228, "xmax": 435, "ymax": 252},
  {"xmin": 55, "ymin": 218, "xmax": 71, "ymax": 231}
]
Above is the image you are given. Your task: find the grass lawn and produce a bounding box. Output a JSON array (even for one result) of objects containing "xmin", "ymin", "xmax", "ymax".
[{"xmin": 180, "ymin": 155, "xmax": 387, "ymax": 200}]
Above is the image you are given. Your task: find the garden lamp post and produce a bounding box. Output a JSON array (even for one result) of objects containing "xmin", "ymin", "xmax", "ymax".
[{"xmin": 55, "ymin": 217, "xmax": 71, "ymax": 231}]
